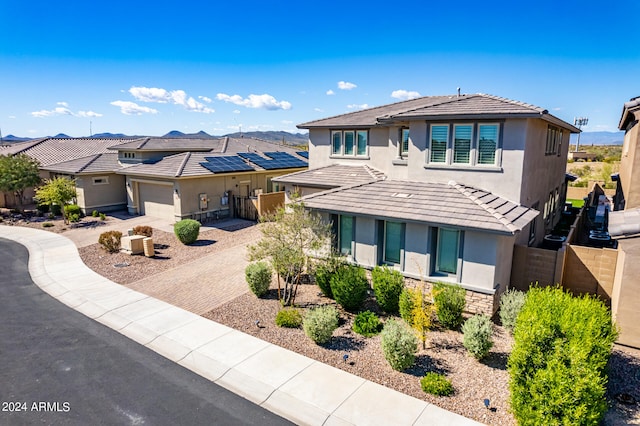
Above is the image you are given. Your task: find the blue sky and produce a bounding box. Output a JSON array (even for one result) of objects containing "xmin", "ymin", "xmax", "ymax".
[{"xmin": 1, "ymin": 0, "xmax": 637, "ymax": 138}]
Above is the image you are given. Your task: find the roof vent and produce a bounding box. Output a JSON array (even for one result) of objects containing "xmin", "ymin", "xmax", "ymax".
[{"xmin": 392, "ymin": 192, "xmax": 413, "ymax": 198}]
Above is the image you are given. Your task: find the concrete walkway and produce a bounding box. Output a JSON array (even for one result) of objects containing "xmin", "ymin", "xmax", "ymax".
[{"xmin": 0, "ymin": 225, "xmax": 483, "ymax": 426}]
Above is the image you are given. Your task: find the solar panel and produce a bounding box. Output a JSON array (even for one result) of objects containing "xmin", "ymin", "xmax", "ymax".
[
  {"xmin": 200, "ymin": 155, "xmax": 254, "ymax": 173},
  {"xmin": 296, "ymin": 151, "xmax": 309, "ymax": 159}
]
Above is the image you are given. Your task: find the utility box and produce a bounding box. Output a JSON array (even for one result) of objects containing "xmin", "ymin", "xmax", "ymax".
[{"xmin": 121, "ymin": 235, "xmax": 145, "ymax": 255}]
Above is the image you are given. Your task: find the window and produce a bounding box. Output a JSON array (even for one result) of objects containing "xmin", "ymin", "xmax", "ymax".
[
  {"xmin": 400, "ymin": 128, "xmax": 410, "ymax": 157},
  {"xmin": 436, "ymin": 228, "xmax": 460, "ymax": 275},
  {"xmin": 430, "ymin": 125, "xmax": 448, "ymax": 163},
  {"xmin": 528, "ymin": 202, "xmax": 539, "ymax": 245},
  {"xmin": 453, "ymin": 125, "xmax": 472, "ymax": 164},
  {"xmin": 92, "ymin": 176, "xmax": 109, "ymax": 185},
  {"xmin": 545, "ymin": 125, "xmax": 563, "ymax": 155},
  {"xmin": 331, "ymin": 130, "xmax": 368, "ymax": 157},
  {"xmin": 339, "ymin": 215, "xmax": 354, "ymax": 255},
  {"xmin": 478, "ymin": 124, "xmax": 498, "ymax": 165},
  {"xmin": 344, "ymin": 131, "xmax": 355, "ymax": 155},
  {"xmin": 357, "ymin": 131, "xmax": 368, "ymax": 156},
  {"xmin": 384, "ymin": 221, "xmax": 403, "ymax": 264},
  {"xmin": 332, "ymin": 131, "xmax": 342, "ymax": 155}
]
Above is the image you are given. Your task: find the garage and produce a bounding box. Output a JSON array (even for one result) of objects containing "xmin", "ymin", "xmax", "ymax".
[{"xmin": 137, "ymin": 182, "xmax": 175, "ymax": 220}]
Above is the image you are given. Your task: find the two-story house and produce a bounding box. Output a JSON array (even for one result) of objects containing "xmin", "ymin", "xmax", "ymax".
[{"xmin": 275, "ymin": 93, "xmax": 578, "ymax": 313}]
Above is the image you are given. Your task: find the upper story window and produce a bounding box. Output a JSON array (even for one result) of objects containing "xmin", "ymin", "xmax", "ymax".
[
  {"xmin": 453, "ymin": 124, "xmax": 473, "ymax": 164},
  {"xmin": 545, "ymin": 125, "xmax": 563, "ymax": 155},
  {"xmin": 427, "ymin": 123, "xmax": 500, "ymax": 168},
  {"xmin": 122, "ymin": 152, "xmax": 136, "ymax": 159},
  {"xmin": 430, "ymin": 125, "xmax": 449, "ymax": 163},
  {"xmin": 400, "ymin": 128, "xmax": 410, "ymax": 157},
  {"xmin": 332, "ymin": 130, "xmax": 368, "ymax": 157}
]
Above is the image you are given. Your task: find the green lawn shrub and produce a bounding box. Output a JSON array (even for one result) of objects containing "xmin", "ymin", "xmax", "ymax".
[
  {"xmin": 37, "ymin": 204, "xmax": 50, "ymax": 214},
  {"xmin": 133, "ymin": 225, "xmax": 153, "ymax": 237},
  {"xmin": 508, "ymin": 286, "xmax": 618, "ymax": 425},
  {"xmin": 42, "ymin": 222, "xmax": 54, "ymax": 228},
  {"xmin": 91, "ymin": 210, "xmax": 99, "ymax": 217},
  {"xmin": 64, "ymin": 204, "xmax": 82, "ymax": 218},
  {"xmin": 314, "ymin": 255, "xmax": 345, "ymax": 299},
  {"xmin": 352, "ymin": 310, "xmax": 382, "ymax": 337},
  {"xmin": 398, "ymin": 287, "xmax": 415, "ymax": 325},
  {"xmin": 380, "ymin": 318, "xmax": 417, "ymax": 371},
  {"xmin": 98, "ymin": 230, "xmax": 122, "ymax": 253},
  {"xmin": 371, "ymin": 265, "xmax": 404, "ymax": 314},
  {"xmin": 433, "ymin": 282, "xmax": 466, "ymax": 329},
  {"xmin": 174, "ymin": 219, "xmax": 200, "ymax": 244},
  {"xmin": 303, "ymin": 305, "xmax": 339, "ymax": 344},
  {"xmin": 99, "ymin": 212, "xmax": 106, "ymax": 220},
  {"xmin": 499, "ymin": 288, "xmax": 526, "ymax": 334},
  {"xmin": 461, "ymin": 314, "xmax": 493, "ymax": 360},
  {"xmin": 245, "ymin": 261, "xmax": 272, "ymax": 297},
  {"xmin": 50, "ymin": 204, "xmax": 62, "ymax": 216},
  {"xmin": 330, "ymin": 264, "xmax": 368, "ymax": 312},
  {"xmin": 275, "ymin": 308, "xmax": 302, "ymax": 328},
  {"xmin": 421, "ymin": 372, "xmax": 454, "ymax": 396}
]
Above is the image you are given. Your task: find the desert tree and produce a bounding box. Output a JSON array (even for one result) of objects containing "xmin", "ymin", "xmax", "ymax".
[
  {"xmin": 0, "ymin": 154, "xmax": 41, "ymax": 211},
  {"xmin": 248, "ymin": 196, "xmax": 331, "ymax": 306},
  {"xmin": 34, "ymin": 176, "xmax": 77, "ymax": 224}
]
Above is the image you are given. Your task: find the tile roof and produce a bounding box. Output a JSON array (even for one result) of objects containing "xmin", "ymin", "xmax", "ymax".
[
  {"xmin": 109, "ymin": 136, "xmax": 303, "ymax": 154},
  {"xmin": 619, "ymin": 96, "xmax": 640, "ymax": 130},
  {"xmin": 298, "ymin": 93, "xmax": 579, "ymax": 132},
  {"xmin": 609, "ymin": 208, "xmax": 640, "ymax": 239},
  {"xmin": 0, "ymin": 137, "xmax": 133, "ymax": 166},
  {"xmin": 42, "ymin": 153, "xmax": 126, "ymax": 174},
  {"xmin": 272, "ymin": 164, "xmax": 385, "ymax": 188},
  {"xmin": 301, "ymin": 179, "xmax": 538, "ymax": 234}
]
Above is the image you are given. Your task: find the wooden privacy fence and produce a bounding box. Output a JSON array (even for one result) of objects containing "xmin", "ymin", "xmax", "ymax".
[{"xmin": 233, "ymin": 196, "xmax": 259, "ymax": 221}]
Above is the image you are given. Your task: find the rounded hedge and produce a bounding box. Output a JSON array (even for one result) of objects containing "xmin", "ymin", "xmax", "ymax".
[
  {"xmin": 174, "ymin": 219, "xmax": 200, "ymax": 244},
  {"xmin": 303, "ymin": 305, "xmax": 339, "ymax": 344},
  {"xmin": 275, "ymin": 308, "xmax": 302, "ymax": 328},
  {"xmin": 421, "ymin": 372, "xmax": 454, "ymax": 396},
  {"xmin": 352, "ymin": 310, "xmax": 382, "ymax": 337},
  {"xmin": 245, "ymin": 261, "xmax": 272, "ymax": 297},
  {"xmin": 380, "ymin": 318, "xmax": 417, "ymax": 371},
  {"xmin": 398, "ymin": 288, "xmax": 415, "ymax": 325},
  {"xmin": 461, "ymin": 314, "xmax": 494, "ymax": 360},
  {"xmin": 499, "ymin": 288, "xmax": 526, "ymax": 335},
  {"xmin": 330, "ymin": 264, "xmax": 368, "ymax": 312},
  {"xmin": 371, "ymin": 266, "xmax": 404, "ymax": 314},
  {"xmin": 433, "ymin": 282, "xmax": 466, "ymax": 329}
]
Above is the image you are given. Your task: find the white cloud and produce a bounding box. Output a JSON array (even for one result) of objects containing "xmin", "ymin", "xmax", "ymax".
[
  {"xmin": 338, "ymin": 81, "xmax": 357, "ymax": 90},
  {"xmin": 77, "ymin": 110, "xmax": 103, "ymax": 118},
  {"xmin": 314, "ymin": 108, "xmax": 324, "ymax": 112},
  {"xmin": 198, "ymin": 96, "xmax": 212, "ymax": 103},
  {"xmin": 31, "ymin": 106, "xmax": 74, "ymax": 117},
  {"xmin": 216, "ymin": 93, "xmax": 292, "ymax": 110},
  {"xmin": 391, "ymin": 90, "xmax": 421, "ymax": 100},
  {"xmin": 8, "ymin": 115, "xmax": 16, "ymax": 119},
  {"xmin": 128, "ymin": 86, "xmax": 214, "ymax": 113},
  {"xmin": 233, "ymin": 109, "xmax": 241, "ymax": 114},
  {"xmin": 326, "ymin": 89, "xmax": 335, "ymax": 95},
  {"xmin": 57, "ymin": 101, "xmax": 69, "ymax": 107},
  {"xmin": 110, "ymin": 101, "xmax": 158, "ymax": 115},
  {"xmin": 281, "ymin": 120, "xmax": 293, "ymax": 124},
  {"xmin": 347, "ymin": 103, "xmax": 370, "ymax": 110}
]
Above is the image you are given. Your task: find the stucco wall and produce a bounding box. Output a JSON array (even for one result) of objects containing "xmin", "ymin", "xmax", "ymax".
[
  {"xmin": 75, "ymin": 173, "xmax": 126, "ymax": 213},
  {"xmin": 619, "ymin": 118, "xmax": 640, "ymax": 209}
]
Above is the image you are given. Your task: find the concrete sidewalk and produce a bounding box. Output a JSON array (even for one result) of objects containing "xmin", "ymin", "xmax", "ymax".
[{"xmin": 0, "ymin": 226, "xmax": 483, "ymax": 426}]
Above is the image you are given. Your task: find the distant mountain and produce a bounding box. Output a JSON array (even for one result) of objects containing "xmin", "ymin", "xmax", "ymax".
[
  {"xmin": 53, "ymin": 133, "xmax": 72, "ymax": 138},
  {"xmin": 571, "ymin": 131, "xmax": 624, "ymax": 146},
  {"xmin": 223, "ymin": 131, "xmax": 309, "ymax": 145},
  {"xmin": 163, "ymin": 130, "xmax": 214, "ymax": 139},
  {"xmin": 91, "ymin": 132, "xmax": 133, "ymax": 138},
  {"xmin": 1, "ymin": 134, "xmax": 31, "ymax": 142}
]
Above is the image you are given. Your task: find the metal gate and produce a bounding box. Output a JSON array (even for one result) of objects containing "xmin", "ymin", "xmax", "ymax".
[{"xmin": 233, "ymin": 196, "xmax": 259, "ymax": 221}]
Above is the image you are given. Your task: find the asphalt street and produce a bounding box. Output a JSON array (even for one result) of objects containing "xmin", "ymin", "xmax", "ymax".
[{"xmin": 0, "ymin": 238, "xmax": 292, "ymax": 426}]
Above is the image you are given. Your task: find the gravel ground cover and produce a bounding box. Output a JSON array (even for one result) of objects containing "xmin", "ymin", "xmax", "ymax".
[{"xmin": 3, "ymin": 215, "xmax": 639, "ymax": 425}]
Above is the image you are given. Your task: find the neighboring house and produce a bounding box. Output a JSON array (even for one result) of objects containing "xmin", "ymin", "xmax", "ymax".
[
  {"xmin": 607, "ymin": 96, "xmax": 640, "ymax": 349},
  {"xmin": 275, "ymin": 93, "xmax": 579, "ymax": 313},
  {"xmin": 0, "ymin": 136, "xmax": 308, "ymax": 221}
]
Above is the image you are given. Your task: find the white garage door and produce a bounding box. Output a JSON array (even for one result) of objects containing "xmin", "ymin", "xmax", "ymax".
[{"xmin": 138, "ymin": 183, "xmax": 175, "ymax": 220}]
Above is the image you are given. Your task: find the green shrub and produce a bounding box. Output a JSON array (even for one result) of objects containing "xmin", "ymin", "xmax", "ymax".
[
  {"xmin": 330, "ymin": 264, "xmax": 368, "ymax": 312},
  {"xmin": 37, "ymin": 204, "xmax": 50, "ymax": 214},
  {"xmin": 50, "ymin": 204, "xmax": 62, "ymax": 216},
  {"xmin": 508, "ymin": 286, "xmax": 618, "ymax": 425},
  {"xmin": 433, "ymin": 282, "xmax": 466, "ymax": 329},
  {"xmin": 420, "ymin": 372, "xmax": 454, "ymax": 396},
  {"xmin": 462, "ymin": 314, "xmax": 493, "ymax": 360},
  {"xmin": 98, "ymin": 230, "xmax": 122, "ymax": 253},
  {"xmin": 99, "ymin": 212, "xmax": 106, "ymax": 220},
  {"xmin": 64, "ymin": 204, "xmax": 81, "ymax": 216},
  {"xmin": 133, "ymin": 225, "xmax": 153, "ymax": 237},
  {"xmin": 398, "ymin": 287, "xmax": 415, "ymax": 325},
  {"xmin": 314, "ymin": 255, "xmax": 345, "ymax": 299},
  {"xmin": 352, "ymin": 310, "xmax": 382, "ymax": 337},
  {"xmin": 68, "ymin": 213, "xmax": 80, "ymax": 223},
  {"xmin": 245, "ymin": 262, "xmax": 272, "ymax": 297},
  {"xmin": 380, "ymin": 318, "xmax": 417, "ymax": 371},
  {"xmin": 371, "ymin": 266, "xmax": 404, "ymax": 314},
  {"xmin": 42, "ymin": 222, "xmax": 54, "ymax": 228},
  {"xmin": 91, "ymin": 210, "xmax": 99, "ymax": 217},
  {"xmin": 303, "ymin": 305, "xmax": 339, "ymax": 344},
  {"xmin": 499, "ymin": 288, "xmax": 526, "ymax": 334},
  {"xmin": 275, "ymin": 308, "xmax": 302, "ymax": 328},
  {"xmin": 174, "ymin": 219, "xmax": 200, "ymax": 244}
]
